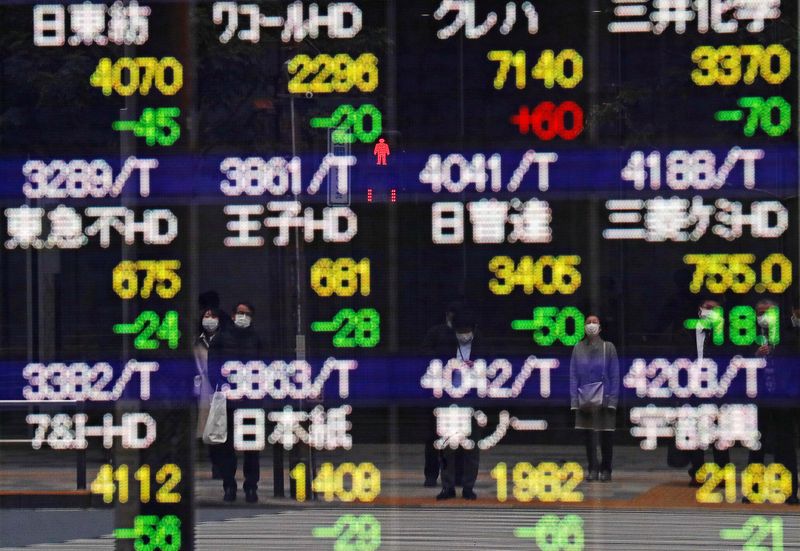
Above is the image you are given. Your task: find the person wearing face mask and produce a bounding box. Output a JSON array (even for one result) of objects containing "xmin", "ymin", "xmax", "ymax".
[
  {"xmin": 743, "ymin": 299, "xmax": 799, "ymax": 504},
  {"xmin": 421, "ymin": 301, "xmax": 464, "ymax": 487},
  {"xmin": 195, "ymin": 308, "xmax": 224, "ymax": 478},
  {"xmin": 569, "ymin": 315, "xmax": 620, "ymax": 482},
  {"xmin": 682, "ymin": 300, "xmax": 731, "ymax": 486},
  {"xmin": 195, "ymin": 307, "xmax": 223, "ymax": 419},
  {"xmin": 208, "ymin": 302, "xmax": 264, "ymax": 503},
  {"xmin": 429, "ymin": 309, "xmax": 482, "ymax": 500},
  {"xmin": 227, "ymin": 302, "xmax": 262, "ymax": 356}
]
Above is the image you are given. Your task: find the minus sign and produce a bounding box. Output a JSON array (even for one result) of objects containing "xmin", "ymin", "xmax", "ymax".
[
  {"xmin": 715, "ymin": 110, "xmax": 744, "ymax": 122},
  {"xmin": 114, "ymin": 528, "xmax": 137, "ymax": 539}
]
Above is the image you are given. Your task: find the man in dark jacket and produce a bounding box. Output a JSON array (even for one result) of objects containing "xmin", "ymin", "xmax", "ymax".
[
  {"xmin": 744, "ymin": 299, "xmax": 799, "ymax": 504},
  {"xmin": 208, "ymin": 302, "xmax": 264, "ymax": 503},
  {"xmin": 430, "ymin": 309, "xmax": 481, "ymax": 500},
  {"xmin": 421, "ymin": 302, "xmax": 462, "ymax": 487},
  {"xmin": 685, "ymin": 299, "xmax": 731, "ymax": 485}
]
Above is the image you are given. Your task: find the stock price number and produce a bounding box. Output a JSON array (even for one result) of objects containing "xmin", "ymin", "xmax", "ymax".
[
  {"xmin": 113, "ymin": 260, "xmax": 181, "ymax": 299},
  {"xmin": 291, "ymin": 462, "xmax": 381, "ymax": 502},
  {"xmin": 115, "ymin": 514, "xmax": 181, "ymax": 551},
  {"xmin": 288, "ymin": 53, "xmax": 378, "ymax": 94},
  {"xmin": 511, "ymin": 307, "xmax": 585, "ymax": 346},
  {"xmin": 112, "ymin": 107, "xmax": 181, "ymax": 147},
  {"xmin": 488, "ymin": 49, "xmax": 583, "ymax": 89},
  {"xmin": 91, "ymin": 57, "xmax": 183, "ymax": 96},
  {"xmin": 696, "ymin": 463, "xmax": 792, "ymax": 504},
  {"xmin": 491, "ymin": 462, "xmax": 583, "ymax": 503},
  {"xmin": 91, "ymin": 463, "xmax": 182, "ymax": 504},
  {"xmin": 684, "ymin": 253, "xmax": 791, "ymax": 294},
  {"xmin": 691, "ymin": 44, "xmax": 791, "ymax": 86},
  {"xmin": 311, "ymin": 257, "xmax": 370, "ymax": 297},
  {"xmin": 489, "ymin": 255, "xmax": 581, "ymax": 295},
  {"xmin": 113, "ymin": 311, "xmax": 180, "ymax": 350},
  {"xmin": 684, "ymin": 305, "xmax": 779, "ymax": 346},
  {"xmin": 515, "ymin": 514, "xmax": 584, "ymax": 551},
  {"xmin": 312, "ymin": 514, "xmax": 381, "ymax": 551},
  {"xmin": 720, "ymin": 516, "xmax": 784, "ymax": 550},
  {"xmin": 311, "ymin": 308, "xmax": 380, "ymax": 348},
  {"xmin": 310, "ymin": 105, "xmax": 382, "ymax": 144}
]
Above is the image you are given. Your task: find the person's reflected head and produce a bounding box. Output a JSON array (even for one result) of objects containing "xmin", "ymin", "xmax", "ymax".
[
  {"xmin": 755, "ymin": 298, "xmax": 776, "ymax": 317},
  {"xmin": 453, "ymin": 309, "xmax": 476, "ymax": 344},
  {"xmin": 201, "ymin": 308, "xmax": 221, "ymax": 335},
  {"xmin": 699, "ymin": 299, "xmax": 720, "ymax": 318},
  {"xmin": 233, "ymin": 302, "xmax": 255, "ymax": 329},
  {"xmin": 585, "ymin": 314, "xmax": 601, "ymax": 338},
  {"xmin": 755, "ymin": 299, "xmax": 777, "ymax": 329},
  {"xmin": 445, "ymin": 301, "xmax": 463, "ymax": 327}
]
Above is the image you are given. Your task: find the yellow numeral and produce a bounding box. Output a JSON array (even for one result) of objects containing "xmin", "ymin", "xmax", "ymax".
[
  {"xmin": 290, "ymin": 463, "xmax": 307, "ymax": 502},
  {"xmin": 683, "ymin": 253, "xmax": 790, "ymax": 294},
  {"xmin": 310, "ymin": 462, "xmax": 381, "ymax": 502},
  {"xmin": 310, "ymin": 257, "xmax": 370, "ymax": 297},
  {"xmin": 489, "ymin": 255, "xmax": 581, "ymax": 295},
  {"xmin": 155, "ymin": 464, "xmax": 182, "ymax": 503},
  {"xmin": 134, "ymin": 464, "xmax": 151, "ymax": 503},
  {"xmin": 288, "ymin": 53, "xmax": 378, "ymax": 94},
  {"xmin": 489, "ymin": 49, "xmax": 583, "ymax": 89},
  {"xmin": 491, "ymin": 462, "xmax": 508, "ymax": 502},
  {"xmin": 691, "ymin": 44, "xmax": 790, "ymax": 86},
  {"xmin": 696, "ymin": 463, "xmax": 790, "ymax": 504},
  {"xmin": 496, "ymin": 462, "xmax": 584, "ymax": 503},
  {"xmin": 113, "ymin": 260, "xmax": 182, "ymax": 299},
  {"xmin": 90, "ymin": 57, "xmax": 183, "ymax": 96},
  {"xmin": 90, "ymin": 464, "xmax": 180, "ymax": 504}
]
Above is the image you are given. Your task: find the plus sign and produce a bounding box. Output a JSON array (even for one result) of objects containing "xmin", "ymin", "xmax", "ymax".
[{"xmin": 510, "ymin": 106, "xmax": 532, "ymax": 134}]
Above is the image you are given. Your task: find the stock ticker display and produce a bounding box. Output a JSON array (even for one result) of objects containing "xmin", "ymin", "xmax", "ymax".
[{"xmin": 0, "ymin": 1, "xmax": 799, "ymax": 550}]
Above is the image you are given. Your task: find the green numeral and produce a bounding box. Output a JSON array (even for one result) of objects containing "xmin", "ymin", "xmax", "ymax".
[{"xmin": 113, "ymin": 311, "xmax": 180, "ymax": 350}]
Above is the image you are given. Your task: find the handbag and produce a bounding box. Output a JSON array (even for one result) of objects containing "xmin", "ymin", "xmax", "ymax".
[
  {"xmin": 577, "ymin": 381, "xmax": 604, "ymax": 411},
  {"xmin": 202, "ymin": 389, "xmax": 228, "ymax": 444},
  {"xmin": 577, "ymin": 343, "xmax": 606, "ymax": 412}
]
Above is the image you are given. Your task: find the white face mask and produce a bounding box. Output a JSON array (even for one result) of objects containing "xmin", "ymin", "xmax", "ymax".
[
  {"xmin": 202, "ymin": 317, "xmax": 219, "ymax": 332},
  {"xmin": 585, "ymin": 323, "xmax": 600, "ymax": 336},
  {"xmin": 757, "ymin": 314, "xmax": 770, "ymax": 329},
  {"xmin": 699, "ymin": 308, "xmax": 713, "ymax": 319},
  {"xmin": 234, "ymin": 314, "xmax": 251, "ymax": 328},
  {"xmin": 456, "ymin": 332, "xmax": 473, "ymax": 344}
]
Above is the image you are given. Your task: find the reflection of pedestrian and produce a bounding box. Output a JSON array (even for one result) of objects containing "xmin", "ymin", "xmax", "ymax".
[
  {"xmin": 570, "ymin": 315, "xmax": 619, "ymax": 482},
  {"xmin": 195, "ymin": 307, "xmax": 224, "ymax": 480},
  {"xmin": 744, "ymin": 299, "xmax": 799, "ymax": 505},
  {"xmin": 430, "ymin": 309, "xmax": 481, "ymax": 501},
  {"xmin": 373, "ymin": 138, "xmax": 390, "ymax": 165},
  {"xmin": 209, "ymin": 302, "xmax": 263, "ymax": 503},
  {"xmin": 685, "ymin": 300, "xmax": 730, "ymax": 486},
  {"xmin": 421, "ymin": 302, "xmax": 463, "ymax": 488}
]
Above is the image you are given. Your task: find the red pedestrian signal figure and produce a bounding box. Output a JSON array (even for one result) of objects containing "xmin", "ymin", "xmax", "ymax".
[{"xmin": 373, "ymin": 138, "xmax": 390, "ymax": 166}]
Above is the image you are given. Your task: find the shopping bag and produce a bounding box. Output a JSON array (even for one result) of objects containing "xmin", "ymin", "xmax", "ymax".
[
  {"xmin": 196, "ymin": 391, "xmax": 211, "ymax": 439},
  {"xmin": 202, "ymin": 390, "xmax": 227, "ymax": 444}
]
